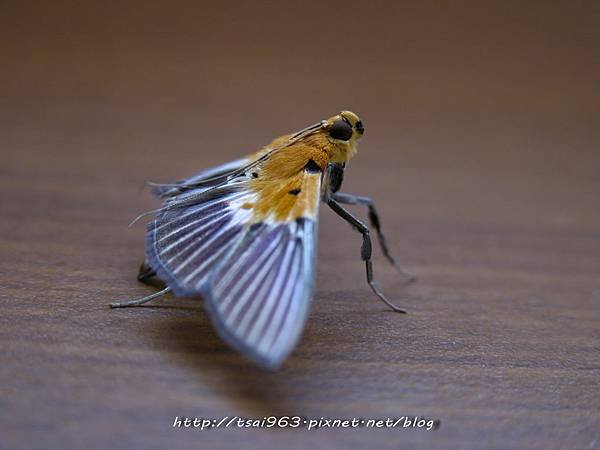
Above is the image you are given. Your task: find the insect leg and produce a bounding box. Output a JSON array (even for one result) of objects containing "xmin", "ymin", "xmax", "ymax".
[
  {"xmin": 109, "ymin": 287, "xmax": 172, "ymax": 308},
  {"xmin": 137, "ymin": 261, "xmax": 157, "ymax": 284},
  {"xmin": 327, "ymin": 198, "xmax": 406, "ymax": 313},
  {"xmin": 332, "ymin": 192, "xmax": 416, "ymax": 283}
]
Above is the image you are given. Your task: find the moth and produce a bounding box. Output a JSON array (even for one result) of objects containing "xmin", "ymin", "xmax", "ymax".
[{"xmin": 112, "ymin": 111, "xmax": 413, "ymax": 369}]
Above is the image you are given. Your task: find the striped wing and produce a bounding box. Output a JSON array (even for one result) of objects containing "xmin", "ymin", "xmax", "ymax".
[
  {"xmin": 151, "ymin": 157, "xmax": 250, "ymax": 198},
  {"xmin": 145, "ymin": 163, "xmax": 321, "ymax": 369}
]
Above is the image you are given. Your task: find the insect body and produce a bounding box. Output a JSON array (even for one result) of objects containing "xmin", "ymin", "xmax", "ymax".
[{"xmin": 112, "ymin": 111, "xmax": 411, "ymax": 369}]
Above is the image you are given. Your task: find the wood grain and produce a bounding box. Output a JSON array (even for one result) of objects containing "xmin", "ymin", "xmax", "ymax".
[{"xmin": 1, "ymin": 2, "xmax": 599, "ymax": 449}]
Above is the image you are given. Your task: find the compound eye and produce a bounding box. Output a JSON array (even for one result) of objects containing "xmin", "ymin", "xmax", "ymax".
[
  {"xmin": 355, "ymin": 120, "xmax": 364, "ymax": 134},
  {"xmin": 328, "ymin": 119, "xmax": 353, "ymax": 141}
]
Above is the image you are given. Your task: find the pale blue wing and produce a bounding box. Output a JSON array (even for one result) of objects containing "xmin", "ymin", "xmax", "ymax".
[
  {"xmin": 145, "ymin": 169, "xmax": 321, "ymax": 369},
  {"xmin": 145, "ymin": 184, "xmax": 251, "ymax": 295},
  {"xmin": 151, "ymin": 157, "xmax": 250, "ymax": 198},
  {"xmin": 204, "ymin": 217, "xmax": 317, "ymax": 369}
]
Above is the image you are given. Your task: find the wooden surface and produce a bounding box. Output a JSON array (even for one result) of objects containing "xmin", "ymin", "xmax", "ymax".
[{"xmin": 1, "ymin": 2, "xmax": 599, "ymax": 449}]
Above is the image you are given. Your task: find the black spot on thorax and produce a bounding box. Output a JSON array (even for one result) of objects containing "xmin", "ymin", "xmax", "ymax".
[{"xmin": 304, "ymin": 159, "xmax": 322, "ymax": 173}]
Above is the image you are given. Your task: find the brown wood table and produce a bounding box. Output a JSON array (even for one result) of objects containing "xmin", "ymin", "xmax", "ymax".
[{"xmin": 1, "ymin": 2, "xmax": 599, "ymax": 449}]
